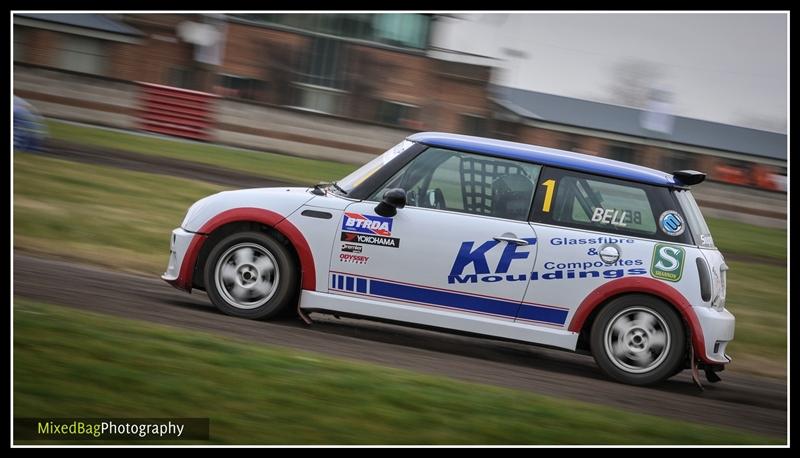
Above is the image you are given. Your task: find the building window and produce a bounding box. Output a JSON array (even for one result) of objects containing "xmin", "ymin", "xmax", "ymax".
[
  {"xmin": 460, "ymin": 114, "xmax": 487, "ymax": 136},
  {"xmin": 493, "ymin": 120, "xmax": 519, "ymax": 141},
  {"xmin": 216, "ymin": 74, "xmax": 264, "ymax": 99},
  {"xmin": 293, "ymin": 83, "xmax": 346, "ymax": 114},
  {"xmin": 55, "ymin": 35, "xmax": 107, "ymax": 76},
  {"xmin": 14, "ymin": 26, "xmax": 26, "ymax": 61},
  {"xmin": 232, "ymin": 14, "xmax": 431, "ymax": 50},
  {"xmin": 290, "ymin": 36, "xmax": 349, "ymax": 114},
  {"xmin": 301, "ymin": 36, "xmax": 347, "ymax": 89},
  {"xmin": 559, "ymin": 134, "xmax": 580, "ymax": 152},
  {"xmin": 606, "ymin": 143, "xmax": 636, "ymax": 164},
  {"xmin": 377, "ymin": 100, "xmax": 420, "ymax": 128},
  {"xmin": 663, "ymin": 150, "xmax": 696, "ymax": 172},
  {"xmin": 167, "ymin": 67, "xmax": 194, "ymax": 89},
  {"xmin": 372, "ymin": 14, "xmax": 430, "ymax": 49}
]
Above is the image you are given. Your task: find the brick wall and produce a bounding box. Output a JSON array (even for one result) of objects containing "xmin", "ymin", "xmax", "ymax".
[
  {"xmin": 14, "ymin": 18, "xmax": 195, "ymax": 86},
  {"xmin": 15, "ymin": 26, "xmax": 58, "ymax": 66},
  {"xmin": 119, "ymin": 15, "xmax": 195, "ymax": 86},
  {"xmin": 518, "ymin": 126, "xmax": 564, "ymax": 149},
  {"xmin": 221, "ymin": 22, "xmax": 308, "ymax": 79}
]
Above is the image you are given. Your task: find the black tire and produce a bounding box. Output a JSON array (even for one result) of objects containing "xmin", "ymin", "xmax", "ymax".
[
  {"xmin": 204, "ymin": 231, "xmax": 298, "ymax": 320},
  {"xmin": 590, "ymin": 294, "xmax": 686, "ymax": 386}
]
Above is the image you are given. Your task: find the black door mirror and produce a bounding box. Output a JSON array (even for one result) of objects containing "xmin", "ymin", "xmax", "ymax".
[{"xmin": 374, "ymin": 188, "xmax": 406, "ymax": 217}]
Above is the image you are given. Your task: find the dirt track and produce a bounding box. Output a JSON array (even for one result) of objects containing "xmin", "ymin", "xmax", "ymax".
[{"xmin": 13, "ymin": 253, "xmax": 786, "ymax": 438}]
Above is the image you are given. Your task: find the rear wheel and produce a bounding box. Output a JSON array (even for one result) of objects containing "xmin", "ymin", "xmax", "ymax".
[
  {"xmin": 590, "ymin": 294, "xmax": 686, "ymax": 385},
  {"xmin": 204, "ymin": 231, "xmax": 298, "ymax": 320}
]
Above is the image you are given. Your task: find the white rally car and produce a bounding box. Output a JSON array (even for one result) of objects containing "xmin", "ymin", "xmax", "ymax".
[{"xmin": 162, "ymin": 133, "xmax": 734, "ymax": 386}]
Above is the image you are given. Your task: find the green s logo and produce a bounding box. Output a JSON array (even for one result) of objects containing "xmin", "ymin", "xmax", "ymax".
[{"xmin": 650, "ymin": 244, "xmax": 685, "ymax": 282}]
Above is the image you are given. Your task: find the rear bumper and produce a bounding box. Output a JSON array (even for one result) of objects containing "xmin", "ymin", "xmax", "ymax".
[
  {"xmin": 161, "ymin": 227, "xmax": 196, "ymax": 292},
  {"xmin": 693, "ymin": 305, "xmax": 735, "ymax": 364}
]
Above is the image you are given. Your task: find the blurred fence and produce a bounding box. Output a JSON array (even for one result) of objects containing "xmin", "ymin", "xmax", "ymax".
[{"xmin": 138, "ymin": 83, "xmax": 218, "ymax": 141}]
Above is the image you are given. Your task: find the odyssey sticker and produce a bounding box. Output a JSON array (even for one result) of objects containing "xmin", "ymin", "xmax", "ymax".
[
  {"xmin": 659, "ymin": 211, "xmax": 685, "ymax": 236},
  {"xmin": 339, "ymin": 253, "xmax": 370, "ymax": 264}
]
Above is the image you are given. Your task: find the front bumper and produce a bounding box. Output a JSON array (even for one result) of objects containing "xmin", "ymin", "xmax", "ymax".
[
  {"xmin": 693, "ymin": 305, "xmax": 735, "ymax": 364},
  {"xmin": 161, "ymin": 227, "xmax": 196, "ymax": 291}
]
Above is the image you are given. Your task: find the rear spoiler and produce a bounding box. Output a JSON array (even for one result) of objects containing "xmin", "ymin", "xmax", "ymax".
[{"xmin": 672, "ymin": 170, "xmax": 706, "ymax": 186}]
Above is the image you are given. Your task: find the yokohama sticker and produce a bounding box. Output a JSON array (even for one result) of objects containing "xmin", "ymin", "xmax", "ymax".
[{"xmin": 340, "ymin": 231, "xmax": 400, "ymax": 248}]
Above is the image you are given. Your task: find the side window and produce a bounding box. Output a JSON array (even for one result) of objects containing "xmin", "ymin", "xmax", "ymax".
[
  {"xmin": 558, "ymin": 176, "xmax": 656, "ymax": 233},
  {"xmin": 532, "ymin": 167, "xmax": 692, "ymax": 243},
  {"xmin": 428, "ymin": 155, "xmax": 464, "ymax": 210},
  {"xmin": 369, "ymin": 147, "xmax": 541, "ymax": 221}
]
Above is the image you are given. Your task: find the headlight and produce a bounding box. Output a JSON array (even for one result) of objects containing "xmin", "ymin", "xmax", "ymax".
[{"xmin": 711, "ymin": 263, "xmax": 728, "ymax": 311}]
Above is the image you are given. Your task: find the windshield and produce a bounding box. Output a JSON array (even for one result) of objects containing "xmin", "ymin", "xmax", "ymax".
[
  {"xmin": 335, "ymin": 140, "xmax": 414, "ymax": 194},
  {"xmin": 675, "ymin": 189, "xmax": 715, "ymax": 248}
]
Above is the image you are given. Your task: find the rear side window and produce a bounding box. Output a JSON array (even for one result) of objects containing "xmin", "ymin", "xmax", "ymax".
[{"xmin": 531, "ymin": 167, "xmax": 693, "ymax": 244}]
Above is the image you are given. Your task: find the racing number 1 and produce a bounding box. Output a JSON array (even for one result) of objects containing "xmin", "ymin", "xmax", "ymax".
[{"xmin": 541, "ymin": 179, "xmax": 556, "ymax": 212}]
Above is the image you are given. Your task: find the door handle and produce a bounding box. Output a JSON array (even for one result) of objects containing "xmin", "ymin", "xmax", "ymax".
[{"xmin": 493, "ymin": 236, "xmax": 530, "ymax": 246}]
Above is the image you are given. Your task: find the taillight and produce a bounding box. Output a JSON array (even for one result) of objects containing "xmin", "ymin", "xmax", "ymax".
[
  {"xmin": 713, "ymin": 264, "xmax": 728, "ymax": 311},
  {"xmin": 696, "ymin": 257, "xmax": 712, "ymax": 302}
]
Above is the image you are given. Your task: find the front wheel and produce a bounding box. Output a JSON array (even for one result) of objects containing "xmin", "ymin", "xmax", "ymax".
[
  {"xmin": 590, "ymin": 295, "xmax": 686, "ymax": 385},
  {"xmin": 204, "ymin": 231, "xmax": 298, "ymax": 320}
]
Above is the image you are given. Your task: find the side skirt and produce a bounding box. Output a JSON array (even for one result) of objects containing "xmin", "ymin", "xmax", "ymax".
[{"xmin": 299, "ymin": 290, "xmax": 579, "ymax": 351}]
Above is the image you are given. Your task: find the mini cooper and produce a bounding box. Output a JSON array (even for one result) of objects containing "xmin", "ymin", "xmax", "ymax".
[{"xmin": 162, "ymin": 133, "xmax": 733, "ymax": 386}]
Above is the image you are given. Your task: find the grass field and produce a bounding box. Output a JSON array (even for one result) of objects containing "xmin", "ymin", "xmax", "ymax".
[
  {"xmin": 723, "ymin": 260, "xmax": 788, "ymax": 377},
  {"xmin": 13, "ymin": 299, "xmax": 781, "ymax": 445},
  {"xmin": 13, "ymin": 152, "xmax": 787, "ymax": 376},
  {"xmin": 707, "ymin": 217, "xmax": 787, "ymax": 262},
  {"xmin": 14, "ymin": 153, "xmax": 225, "ymax": 274},
  {"xmin": 46, "ymin": 119, "xmax": 358, "ymax": 185}
]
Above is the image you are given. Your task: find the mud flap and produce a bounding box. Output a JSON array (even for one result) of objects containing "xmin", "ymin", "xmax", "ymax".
[
  {"xmin": 297, "ymin": 304, "xmax": 313, "ymax": 325},
  {"xmin": 704, "ymin": 367, "xmax": 722, "ymax": 383},
  {"xmin": 689, "ymin": 342, "xmax": 704, "ymax": 391},
  {"xmin": 296, "ymin": 273, "xmax": 313, "ymax": 325}
]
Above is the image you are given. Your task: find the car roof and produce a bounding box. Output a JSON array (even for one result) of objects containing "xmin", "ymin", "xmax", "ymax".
[{"xmin": 407, "ymin": 132, "xmax": 679, "ymax": 187}]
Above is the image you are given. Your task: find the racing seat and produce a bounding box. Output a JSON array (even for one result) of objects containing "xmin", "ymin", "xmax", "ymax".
[{"xmin": 491, "ymin": 174, "xmax": 535, "ymax": 220}]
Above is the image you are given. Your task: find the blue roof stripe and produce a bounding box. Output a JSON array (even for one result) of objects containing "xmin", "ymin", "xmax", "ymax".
[{"xmin": 408, "ymin": 132, "xmax": 678, "ymax": 187}]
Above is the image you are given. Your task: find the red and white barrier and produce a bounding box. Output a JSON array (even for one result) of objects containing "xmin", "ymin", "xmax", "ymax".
[{"xmin": 137, "ymin": 82, "xmax": 218, "ymax": 141}]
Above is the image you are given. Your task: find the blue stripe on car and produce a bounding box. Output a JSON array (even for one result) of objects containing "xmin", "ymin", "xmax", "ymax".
[
  {"xmin": 369, "ymin": 279, "xmax": 520, "ymax": 318},
  {"xmin": 516, "ymin": 303, "xmax": 569, "ymax": 325},
  {"xmin": 330, "ymin": 272, "xmax": 567, "ymax": 326},
  {"xmin": 369, "ymin": 279, "xmax": 566, "ymax": 325},
  {"xmin": 356, "ymin": 278, "xmax": 368, "ymax": 293}
]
